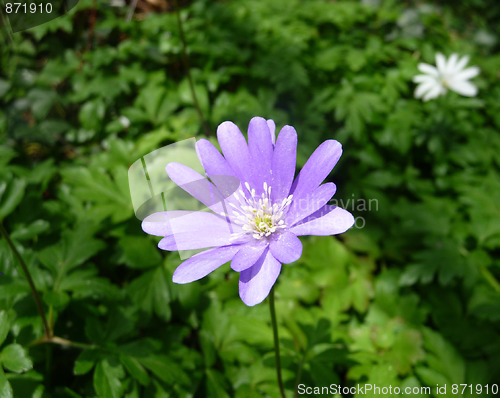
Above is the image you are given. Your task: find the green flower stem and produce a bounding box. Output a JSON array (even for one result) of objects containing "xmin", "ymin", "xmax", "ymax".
[
  {"xmin": 0, "ymin": 9, "xmax": 14, "ymax": 46},
  {"xmin": 29, "ymin": 335, "xmax": 97, "ymax": 350},
  {"xmin": 480, "ymin": 264, "xmax": 500, "ymax": 293},
  {"xmin": 174, "ymin": 0, "xmax": 211, "ymax": 137},
  {"xmin": 0, "ymin": 221, "xmax": 52, "ymax": 338},
  {"xmin": 269, "ymin": 286, "xmax": 286, "ymax": 398},
  {"xmin": 126, "ymin": 0, "xmax": 139, "ymax": 21},
  {"xmin": 293, "ymin": 358, "xmax": 305, "ymax": 398}
]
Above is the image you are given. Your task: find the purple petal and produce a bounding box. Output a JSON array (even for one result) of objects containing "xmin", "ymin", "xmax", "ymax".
[
  {"xmin": 290, "ymin": 140, "xmax": 342, "ymax": 203},
  {"xmin": 166, "ymin": 162, "xmax": 238, "ymax": 214},
  {"xmin": 152, "ymin": 211, "xmax": 239, "ymax": 251},
  {"xmin": 290, "ymin": 205, "xmax": 354, "ymax": 236},
  {"xmin": 159, "ymin": 232, "xmax": 229, "ymax": 251},
  {"xmin": 269, "ymin": 231, "xmax": 302, "ymax": 264},
  {"xmin": 231, "ymin": 240, "xmax": 268, "ymax": 272},
  {"xmin": 267, "ymin": 119, "xmax": 276, "ymax": 145},
  {"xmin": 285, "ymin": 182, "xmax": 336, "ymax": 226},
  {"xmin": 142, "ymin": 210, "xmax": 234, "ymax": 237},
  {"xmin": 173, "ymin": 245, "xmax": 240, "ymax": 283},
  {"xmin": 248, "ymin": 117, "xmax": 273, "ymax": 194},
  {"xmin": 239, "ymin": 249, "xmax": 282, "ymax": 306},
  {"xmin": 217, "ymin": 121, "xmax": 253, "ymax": 185},
  {"xmin": 142, "ymin": 211, "xmax": 181, "ymax": 236},
  {"xmin": 195, "ymin": 139, "xmax": 235, "ymax": 178},
  {"xmin": 270, "ymin": 125, "xmax": 297, "ymax": 203}
]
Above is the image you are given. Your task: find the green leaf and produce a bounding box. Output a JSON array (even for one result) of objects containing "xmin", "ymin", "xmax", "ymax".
[
  {"xmin": 58, "ymin": 269, "xmax": 122, "ymax": 300},
  {"xmin": 0, "ymin": 179, "xmax": 26, "ymax": 220},
  {"xmin": 38, "ymin": 223, "xmax": 105, "ymax": 276},
  {"xmin": 78, "ymin": 98, "xmax": 106, "ymax": 131},
  {"xmin": 0, "ymin": 79, "xmax": 11, "ymax": 97},
  {"xmin": 0, "ymin": 311, "xmax": 9, "ymax": 346},
  {"xmin": 205, "ymin": 369, "xmax": 231, "ymax": 398},
  {"xmin": 10, "ymin": 220, "xmax": 50, "ymax": 241},
  {"xmin": 43, "ymin": 290, "xmax": 70, "ymax": 309},
  {"xmin": 199, "ymin": 330, "xmax": 217, "ymax": 368},
  {"xmin": 119, "ymin": 355, "xmax": 150, "ymax": 386},
  {"xmin": 0, "ymin": 368, "xmax": 13, "ymax": 398},
  {"xmin": 127, "ymin": 264, "xmax": 173, "ymax": 321},
  {"xmin": 117, "ymin": 236, "xmax": 162, "ymax": 269},
  {"xmin": 421, "ymin": 328, "xmax": 465, "ymax": 384},
  {"xmin": 74, "ymin": 350, "xmax": 100, "ymax": 376},
  {"xmin": 93, "ymin": 359, "xmax": 125, "ymax": 398},
  {"xmin": 468, "ymin": 286, "xmax": 500, "ymax": 322},
  {"xmin": 330, "ymin": 80, "xmax": 386, "ymax": 138},
  {"xmin": 389, "ymin": 329, "xmax": 425, "ymax": 374},
  {"xmin": 61, "ymin": 167, "xmax": 132, "ymax": 223},
  {"xmin": 400, "ymin": 240, "xmax": 466, "ymax": 286},
  {"xmin": 139, "ymin": 355, "xmax": 190, "ymax": 386},
  {"xmin": 0, "ymin": 344, "xmax": 33, "ymax": 373},
  {"xmin": 27, "ymin": 88, "xmax": 58, "ymax": 119}
]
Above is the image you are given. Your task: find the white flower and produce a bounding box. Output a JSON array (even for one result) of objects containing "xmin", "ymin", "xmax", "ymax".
[
  {"xmin": 413, "ymin": 53, "xmax": 480, "ymax": 101},
  {"xmin": 119, "ymin": 115, "xmax": 130, "ymax": 128}
]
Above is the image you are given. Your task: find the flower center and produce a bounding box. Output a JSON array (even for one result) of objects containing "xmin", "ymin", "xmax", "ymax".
[
  {"xmin": 227, "ymin": 182, "xmax": 293, "ymax": 240},
  {"xmin": 440, "ymin": 76, "xmax": 450, "ymax": 88}
]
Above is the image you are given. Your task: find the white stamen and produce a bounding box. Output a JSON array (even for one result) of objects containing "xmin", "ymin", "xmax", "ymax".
[{"xmin": 228, "ymin": 181, "xmax": 293, "ymax": 241}]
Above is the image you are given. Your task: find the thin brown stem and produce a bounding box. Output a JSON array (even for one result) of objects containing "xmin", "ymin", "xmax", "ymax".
[
  {"xmin": 174, "ymin": 0, "xmax": 211, "ymax": 137},
  {"xmin": 0, "ymin": 221, "xmax": 52, "ymax": 338}
]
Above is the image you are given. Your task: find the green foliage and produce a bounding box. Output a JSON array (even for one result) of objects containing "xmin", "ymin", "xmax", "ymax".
[{"xmin": 1, "ymin": 0, "xmax": 500, "ymax": 396}]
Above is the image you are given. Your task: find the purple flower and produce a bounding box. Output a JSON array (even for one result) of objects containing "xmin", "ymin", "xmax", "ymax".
[{"xmin": 142, "ymin": 117, "xmax": 354, "ymax": 306}]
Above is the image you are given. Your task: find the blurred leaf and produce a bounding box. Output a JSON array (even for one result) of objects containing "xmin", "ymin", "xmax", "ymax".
[
  {"xmin": 119, "ymin": 354, "xmax": 150, "ymax": 386},
  {"xmin": 0, "ymin": 344, "xmax": 33, "ymax": 373},
  {"xmin": 0, "ymin": 368, "xmax": 13, "ymax": 398},
  {"xmin": 61, "ymin": 166, "xmax": 133, "ymax": 223},
  {"xmin": 418, "ymin": 328, "xmax": 465, "ymax": 385},
  {"xmin": 468, "ymin": 286, "xmax": 500, "ymax": 322},
  {"xmin": 74, "ymin": 350, "xmax": 101, "ymax": 376},
  {"xmin": 0, "ymin": 312, "xmax": 9, "ymax": 346},
  {"xmin": 139, "ymin": 355, "xmax": 190, "ymax": 386},
  {"xmin": 117, "ymin": 236, "xmax": 162, "ymax": 269},
  {"xmin": 10, "ymin": 220, "xmax": 50, "ymax": 241},
  {"xmin": 199, "ymin": 330, "xmax": 217, "ymax": 368},
  {"xmin": 43, "ymin": 290, "xmax": 70, "ymax": 309},
  {"xmin": 78, "ymin": 98, "xmax": 106, "ymax": 132},
  {"xmin": 93, "ymin": 359, "xmax": 125, "ymax": 398},
  {"xmin": 27, "ymin": 88, "xmax": 58, "ymax": 119},
  {"xmin": 331, "ymin": 80, "xmax": 386, "ymax": 139},
  {"xmin": 38, "ymin": 223, "xmax": 105, "ymax": 276},
  {"xmin": 58, "ymin": 268, "xmax": 122, "ymax": 300},
  {"xmin": 127, "ymin": 264, "xmax": 173, "ymax": 321},
  {"xmin": 400, "ymin": 240, "xmax": 466, "ymax": 286},
  {"xmin": 204, "ymin": 368, "xmax": 231, "ymax": 398},
  {"xmin": 0, "ymin": 79, "xmax": 11, "ymax": 97},
  {"xmin": 0, "ymin": 178, "xmax": 26, "ymax": 220}
]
